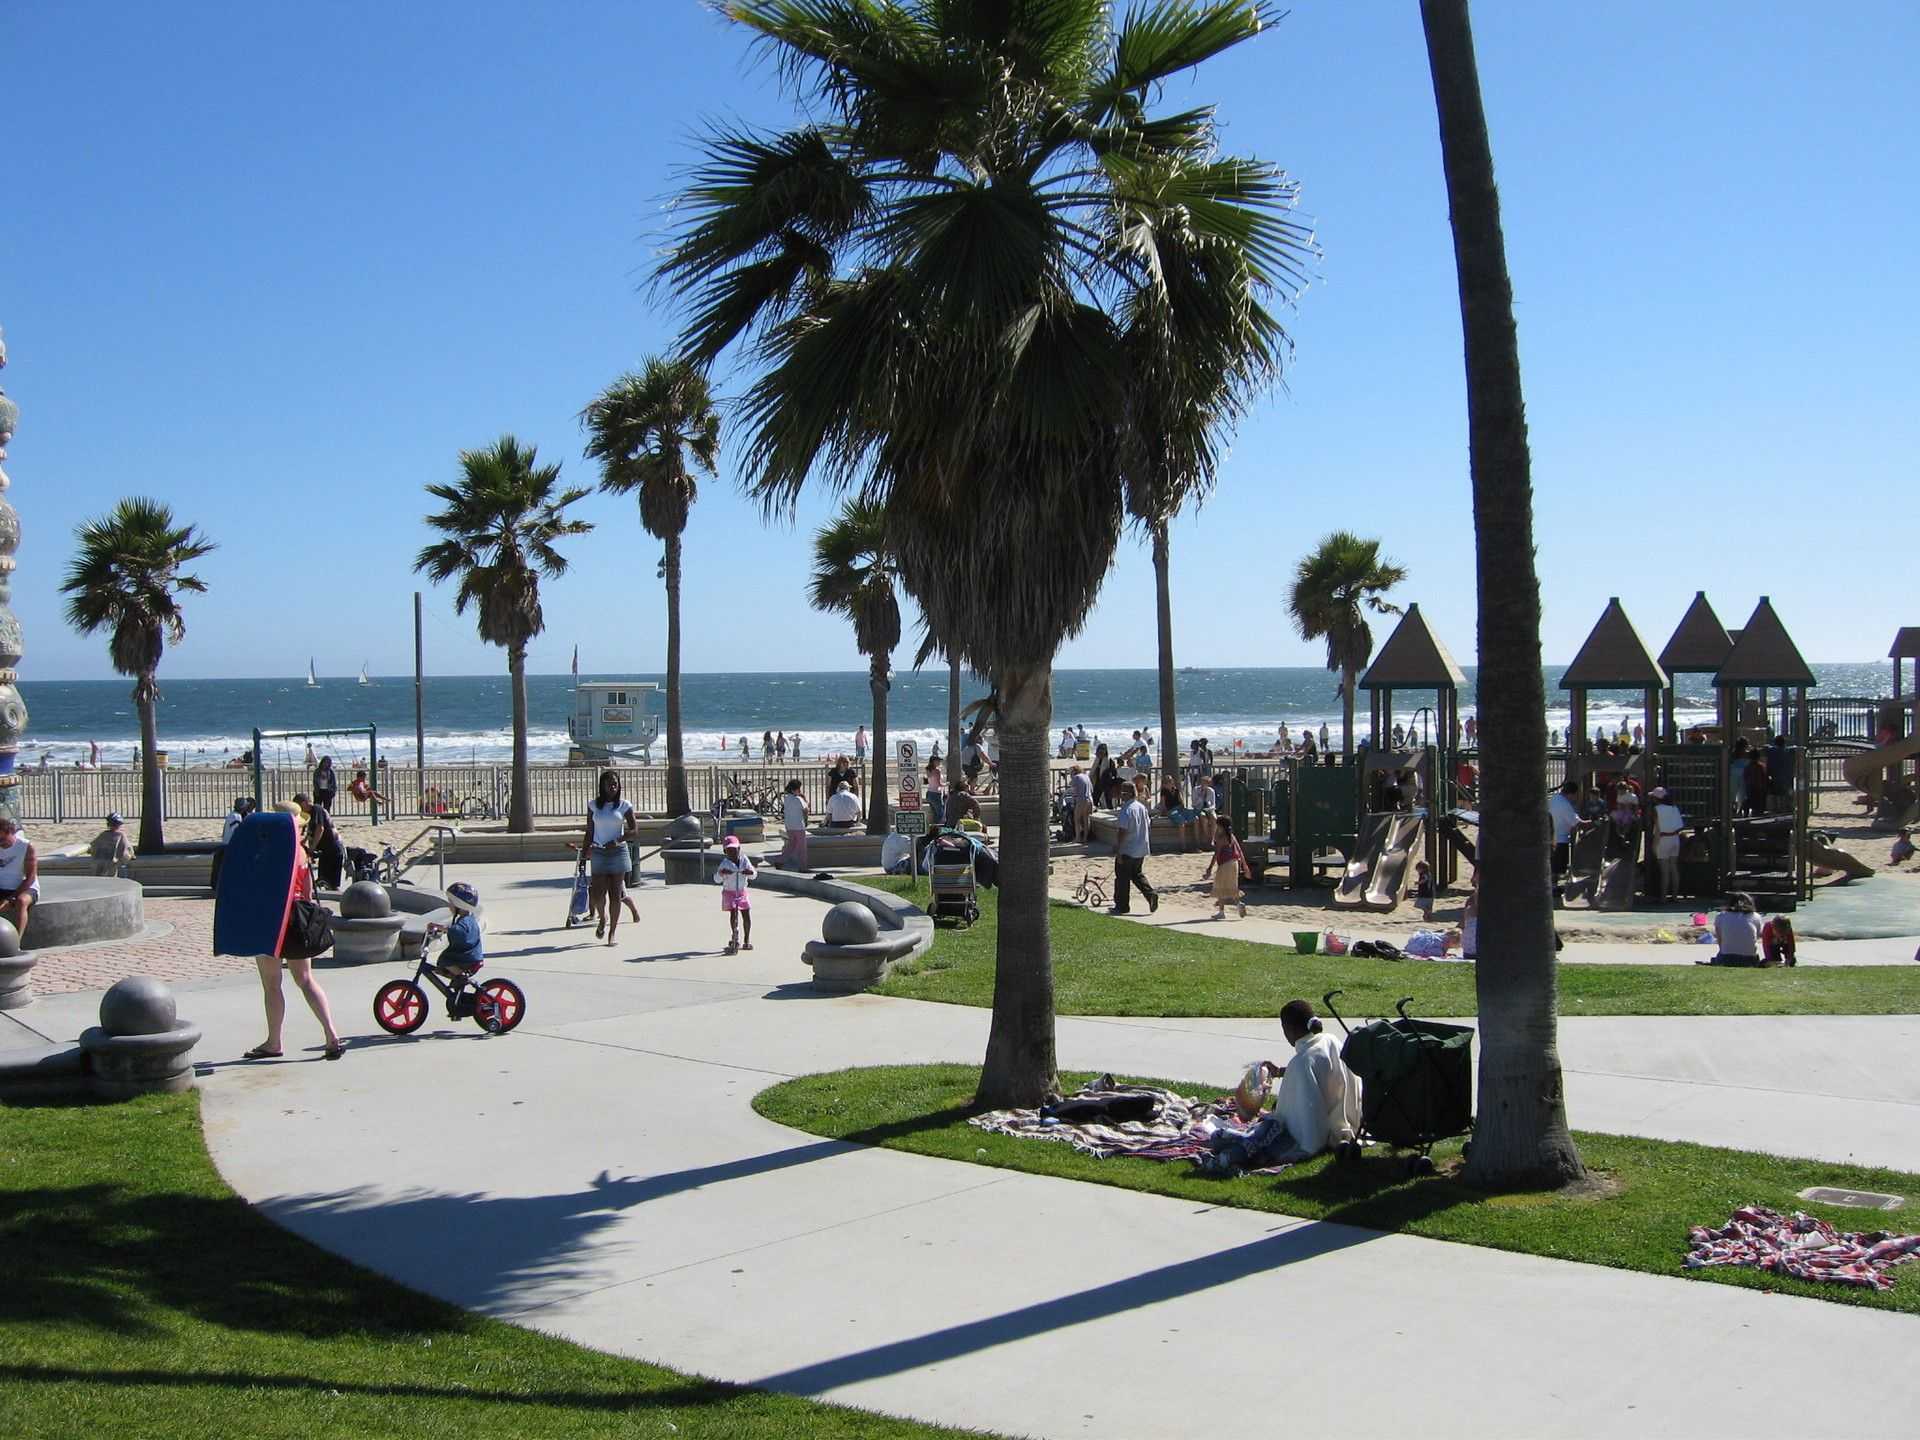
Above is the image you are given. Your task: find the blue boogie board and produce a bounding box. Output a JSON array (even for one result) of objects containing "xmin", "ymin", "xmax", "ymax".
[{"xmin": 213, "ymin": 811, "xmax": 301, "ymax": 957}]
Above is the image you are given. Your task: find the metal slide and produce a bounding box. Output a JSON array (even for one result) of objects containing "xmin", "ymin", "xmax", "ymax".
[
  {"xmin": 1331, "ymin": 813, "xmax": 1393, "ymax": 907},
  {"xmin": 1331, "ymin": 811, "xmax": 1425, "ymax": 911}
]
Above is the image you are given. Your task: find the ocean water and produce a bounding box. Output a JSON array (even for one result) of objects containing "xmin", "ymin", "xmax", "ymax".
[{"xmin": 13, "ymin": 664, "xmax": 1893, "ymax": 768}]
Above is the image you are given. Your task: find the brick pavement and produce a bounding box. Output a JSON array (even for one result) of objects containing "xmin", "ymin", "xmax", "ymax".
[{"xmin": 26, "ymin": 897, "xmax": 251, "ymax": 995}]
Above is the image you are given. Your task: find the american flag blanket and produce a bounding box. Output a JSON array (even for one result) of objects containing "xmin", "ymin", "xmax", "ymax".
[
  {"xmin": 1685, "ymin": 1206, "xmax": 1920, "ymax": 1291},
  {"xmin": 968, "ymin": 1086, "xmax": 1242, "ymax": 1162}
]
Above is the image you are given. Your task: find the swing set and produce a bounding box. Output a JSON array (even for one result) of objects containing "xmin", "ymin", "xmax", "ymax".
[{"xmin": 252, "ymin": 725, "xmax": 382, "ymax": 825}]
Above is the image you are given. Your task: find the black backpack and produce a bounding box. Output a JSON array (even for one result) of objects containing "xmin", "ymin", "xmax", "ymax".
[{"xmin": 281, "ymin": 899, "xmax": 335, "ymax": 960}]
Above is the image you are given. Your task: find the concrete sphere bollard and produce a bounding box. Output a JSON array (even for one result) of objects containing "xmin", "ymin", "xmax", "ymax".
[
  {"xmin": 667, "ymin": 814, "xmax": 705, "ymax": 844},
  {"xmin": 0, "ymin": 914, "xmax": 32, "ymax": 1010},
  {"xmin": 99, "ymin": 974, "xmax": 178, "ymax": 1036},
  {"xmin": 80, "ymin": 974, "xmax": 201, "ymax": 1099},
  {"xmin": 340, "ymin": 880, "xmax": 394, "ymax": 919},
  {"xmin": 821, "ymin": 901, "xmax": 879, "ymax": 946}
]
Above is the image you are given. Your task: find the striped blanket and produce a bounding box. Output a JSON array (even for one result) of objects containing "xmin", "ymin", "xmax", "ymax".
[
  {"xmin": 968, "ymin": 1086, "xmax": 1240, "ymax": 1162},
  {"xmin": 1686, "ymin": 1206, "xmax": 1920, "ymax": 1291}
]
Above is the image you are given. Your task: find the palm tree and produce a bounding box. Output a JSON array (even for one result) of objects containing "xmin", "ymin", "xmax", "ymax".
[
  {"xmin": 808, "ymin": 498, "xmax": 901, "ymax": 834},
  {"xmin": 661, "ymin": 1, "xmax": 1310, "ymax": 1106},
  {"xmin": 1419, "ymin": 0, "xmax": 1583, "ymax": 1188},
  {"xmin": 582, "ymin": 357, "xmax": 720, "ymax": 817},
  {"xmin": 60, "ymin": 499, "xmax": 214, "ymax": 854},
  {"xmin": 1124, "ymin": 223, "xmax": 1290, "ymax": 785},
  {"xmin": 1288, "ymin": 533, "xmax": 1407, "ymax": 757},
  {"xmin": 414, "ymin": 437, "xmax": 592, "ymax": 833}
]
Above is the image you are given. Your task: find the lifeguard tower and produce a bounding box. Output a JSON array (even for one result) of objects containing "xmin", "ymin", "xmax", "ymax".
[{"xmin": 567, "ymin": 681, "xmax": 660, "ymax": 765}]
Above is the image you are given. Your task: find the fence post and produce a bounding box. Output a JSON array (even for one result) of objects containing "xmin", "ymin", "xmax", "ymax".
[{"xmin": 51, "ymin": 769, "xmax": 63, "ymax": 824}]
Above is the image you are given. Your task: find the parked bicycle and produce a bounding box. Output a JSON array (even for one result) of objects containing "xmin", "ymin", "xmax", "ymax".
[{"xmin": 457, "ymin": 794, "xmax": 495, "ymax": 821}]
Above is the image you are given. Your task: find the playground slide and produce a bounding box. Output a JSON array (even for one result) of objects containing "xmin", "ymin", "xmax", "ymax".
[
  {"xmin": 1361, "ymin": 812, "xmax": 1425, "ymax": 911},
  {"xmin": 1808, "ymin": 837, "xmax": 1875, "ymax": 881},
  {"xmin": 1843, "ymin": 733, "xmax": 1920, "ymax": 802},
  {"xmin": 1331, "ymin": 814, "xmax": 1394, "ymax": 907}
]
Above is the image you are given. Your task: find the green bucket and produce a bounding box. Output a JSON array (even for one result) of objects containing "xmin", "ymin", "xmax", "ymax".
[{"xmin": 1293, "ymin": 930, "xmax": 1320, "ymax": 955}]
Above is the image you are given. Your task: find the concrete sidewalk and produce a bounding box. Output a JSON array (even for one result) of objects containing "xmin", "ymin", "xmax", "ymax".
[{"xmin": 26, "ymin": 862, "xmax": 1919, "ymax": 1439}]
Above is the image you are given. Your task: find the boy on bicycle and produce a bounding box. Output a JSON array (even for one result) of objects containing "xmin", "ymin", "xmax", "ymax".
[{"xmin": 431, "ymin": 881, "xmax": 485, "ymax": 981}]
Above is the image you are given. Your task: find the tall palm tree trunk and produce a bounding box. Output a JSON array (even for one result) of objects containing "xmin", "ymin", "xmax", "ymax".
[
  {"xmin": 508, "ymin": 644, "xmax": 532, "ymax": 832},
  {"xmin": 867, "ymin": 657, "xmax": 890, "ymax": 835},
  {"xmin": 977, "ymin": 661, "xmax": 1057, "ymax": 1108},
  {"xmin": 1341, "ymin": 660, "xmax": 1358, "ymax": 759},
  {"xmin": 135, "ymin": 680, "xmax": 164, "ymax": 854},
  {"xmin": 1421, "ymin": 0, "xmax": 1583, "ymax": 1189},
  {"xmin": 947, "ymin": 651, "xmax": 962, "ymax": 789},
  {"xmin": 664, "ymin": 531, "xmax": 689, "ymax": 816},
  {"xmin": 1151, "ymin": 521, "xmax": 1180, "ymax": 789}
]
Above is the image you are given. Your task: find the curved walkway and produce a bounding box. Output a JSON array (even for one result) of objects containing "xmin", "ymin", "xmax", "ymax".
[{"xmin": 21, "ymin": 862, "xmax": 1920, "ymax": 1438}]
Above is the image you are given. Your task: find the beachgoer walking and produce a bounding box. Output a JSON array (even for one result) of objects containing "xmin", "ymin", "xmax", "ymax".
[
  {"xmin": 88, "ymin": 739, "xmax": 100, "ymax": 767},
  {"xmin": 762, "ymin": 730, "xmax": 774, "ymax": 763},
  {"xmin": 716, "ymin": 836, "xmax": 756, "ymax": 953},
  {"xmin": 776, "ymin": 730, "xmax": 787, "ymax": 761},
  {"xmin": 581, "ymin": 771, "xmax": 636, "ymax": 946},
  {"xmin": 240, "ymin": 806, "xmax": 345, "ymax": 1061},
  {"xmin": 312, "ymin": 755, "xmax": 337, "ymax": 812},
  {"xmin": 1203, "ymin": 816, "xmax": 1251, "ymax": 920},
  {"xmin": 1109, "ymin": 788, "xmax": 1158, "ymax": 915},
  {"xmin": 89, "ymin": 813, "xmax": 132, "ymax": 878},
  {"xmin": 739, "ymin": 736, "xmax": 750, "ymax": 762},
  {"xmin": 304, "ymin": 742, "xmax": 317, "ymax": 768},
  {"xmin": 1068, "ymin": 764, "xmax": 1093, "ymax": 842},
  {"xmin": 0, "ymin": 816, "xmax": 39, "ymax": 941},
  {"xmin": 854, "ymin": 725, "xmax": 867, "ymax": 765},
  {"xmin": 779, "ymin": 779, "xmax": 810, "ymax": 870}
]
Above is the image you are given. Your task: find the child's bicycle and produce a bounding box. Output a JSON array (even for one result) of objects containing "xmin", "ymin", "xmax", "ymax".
[{"xmin": 372, "ymin": 929, "xmax": 526, "ymax": 1036}]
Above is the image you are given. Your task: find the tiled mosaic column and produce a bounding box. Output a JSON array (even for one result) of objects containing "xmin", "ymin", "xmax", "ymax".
[{"xmin": 0, "ymin": 329, "xmax": 27, "ymax": 824}]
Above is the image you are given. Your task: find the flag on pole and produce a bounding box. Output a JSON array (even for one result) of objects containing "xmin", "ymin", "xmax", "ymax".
[{"xmin": 571, "ymin": 645, "xmax": 579, "ymax": 679}]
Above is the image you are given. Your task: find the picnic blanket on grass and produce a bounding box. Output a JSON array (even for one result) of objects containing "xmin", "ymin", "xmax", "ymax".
[
  {"xmin": 1686, "ymin": 1206, "xmax": 1920, "ymax": 1291},
  {"xmin": 969, "ymin": 1081, "xmax": 1297, "ymax": 1172}
]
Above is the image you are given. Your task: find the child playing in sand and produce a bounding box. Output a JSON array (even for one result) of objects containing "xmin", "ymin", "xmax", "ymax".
[
  {"xmin": 1892, "ymin": 829, "xmax": 1915, "ymax": 866},
  {"xmin": 1203, "ymin": 816, "xmax": 1251, "ymax": 920},
  {"xmin": 715, "ymin": 835, "xmax": 756, "ymax": 954}
]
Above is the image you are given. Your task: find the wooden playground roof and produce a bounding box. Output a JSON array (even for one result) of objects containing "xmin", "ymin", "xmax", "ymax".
[
  {"xmin": 1658, "ymin": 591, "xmax": 1733, "ymax": 674},
  {"xmin": 1890, "ymin": 628, "xmax": 1920, "ymax": 660},
  {"xmin": 1715, "ymin": 597, "xmax": 1817, "ymax": 688},
  {"xmin": 1359, "ymin": 604, "xmax": 1467, "ymax": 690},
  {"xmin": 1561, "ymin": 598, "xmax": 1668, "ymax": 690}
]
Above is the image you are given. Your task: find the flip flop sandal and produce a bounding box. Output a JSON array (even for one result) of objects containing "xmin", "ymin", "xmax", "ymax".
[
  {"xmin": 243, "ymin": 1045, "xmax": 282, "ymax": 1060},
  {"xmin": 323, "ymin": 1043, "xmax": 345, "ymax": 1061}
]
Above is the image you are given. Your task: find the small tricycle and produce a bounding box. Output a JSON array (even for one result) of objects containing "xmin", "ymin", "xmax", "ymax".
[{"xmin": 373, "ymin": 929, "xmax": 526, "ymax": 1036}]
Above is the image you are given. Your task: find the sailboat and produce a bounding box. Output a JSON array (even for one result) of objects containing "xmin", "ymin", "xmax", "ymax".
[
  {"xmin": 306, "ymin": 658, "xmax": 320, "ymax": 689},
  {"xmin": 357, "ymin": 661, "xmax": 371, "ymax": 687}
]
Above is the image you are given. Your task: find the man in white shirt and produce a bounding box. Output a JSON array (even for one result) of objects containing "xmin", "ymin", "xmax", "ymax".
[
  {"xmin": 825, "ymin": 781, "xmax": 862, "ymax": 829},
  {"xmin": 1205, "ymin": 999, "xmax": 1361, "ymax": 1172},
  {"xmin": 1651, "ymin": 786, "xmax": 1685, "ymax": 899},
  {"xmin": 1547, "ymin": 780, "xmax": 1584, "ymax": 903},
  {"xmin": 1110, "ymin": 788, "xmax": 1158, "ymax": 915}
]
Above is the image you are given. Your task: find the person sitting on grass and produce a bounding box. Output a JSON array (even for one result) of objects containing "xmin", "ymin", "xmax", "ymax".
[
  {"xmin": 1762, "ymin": 914, "xmax": 1797, "ymax": 967},
  {"xmin": 431, "ymin": 881, "xmax": 485, "ymax": 981},
  {"xmin": 1698, "ymin": 891, "xmax": 1763, "ymax": 967},
  {"xmin": 1201, "ymin": 998, "xmax": 1361, "ymax": 1173}
]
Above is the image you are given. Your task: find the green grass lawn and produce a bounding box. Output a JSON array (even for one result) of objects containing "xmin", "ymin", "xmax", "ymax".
[
  {"xmin": 755, "ymin": 1064, "xmax": 1920, "ymax": 1317},
  {"xmin": 866, "ymin": 876, "xmax": 1920, "ymax": 1017},
  {"xmin": 0, "ymin": 1094, "xmax": 991, "ymax": 1440}
]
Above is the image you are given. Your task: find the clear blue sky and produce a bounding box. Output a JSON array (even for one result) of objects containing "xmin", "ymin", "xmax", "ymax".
[{"xmin": 5, "ymin": 2, "xmax": 1914, "ymax": 681}]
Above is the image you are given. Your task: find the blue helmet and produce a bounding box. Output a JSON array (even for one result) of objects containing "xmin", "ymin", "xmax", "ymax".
[{"xmin": 446, "ymin": 882, "xmax": 479, "ymax": 913}]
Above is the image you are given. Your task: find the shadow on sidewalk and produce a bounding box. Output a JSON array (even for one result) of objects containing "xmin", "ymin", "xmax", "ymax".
[{"xmin": 748, "ymin": 1219, "xmax": 1378, "ymax": 1396}]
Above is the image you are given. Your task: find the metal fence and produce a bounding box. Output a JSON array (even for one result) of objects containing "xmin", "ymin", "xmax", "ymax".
[{"xmin": 4, "ymin": 761, "xmax": 872, "ymax": 824}]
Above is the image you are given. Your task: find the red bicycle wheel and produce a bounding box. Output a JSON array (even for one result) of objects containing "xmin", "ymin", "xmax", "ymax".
[
  {"xmin": 373, "ymin": 980, "xmax": 429, "ymax": 1034},
  {"xmin": 473, "ymin": 979, "xmax": 525, "ymax": 1034}
]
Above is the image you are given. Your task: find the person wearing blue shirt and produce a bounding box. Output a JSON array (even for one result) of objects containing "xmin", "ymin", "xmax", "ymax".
[{"xmin": 434, "ymin": 882, "xmax": 485, "ymax": 979}]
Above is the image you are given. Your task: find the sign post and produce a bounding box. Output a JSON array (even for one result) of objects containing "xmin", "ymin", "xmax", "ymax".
[{"xmin": 895, "ymin": 745, "xmax": 923, "ymax": 889}]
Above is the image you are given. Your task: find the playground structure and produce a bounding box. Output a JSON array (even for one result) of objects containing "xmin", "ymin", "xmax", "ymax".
[{"xmin": 1836, "ymin": 628, "xmax": 1920, "ymax": 826}]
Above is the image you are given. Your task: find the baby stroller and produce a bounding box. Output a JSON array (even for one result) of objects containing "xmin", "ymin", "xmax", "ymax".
[
  {"xmin": 562, "ymin": 848, "xmax": 593, "ymax": 929},
  {"xmin": 926, "ymin": 829, "xmax": 981, "ymax": 927},
  {"xmin": 1322, "ymin": 989, "xmax": 1473, "ymax": 1174},
  {"xmin": 345, "ymin": 845, "xmax": 381, "ymax": 883}
]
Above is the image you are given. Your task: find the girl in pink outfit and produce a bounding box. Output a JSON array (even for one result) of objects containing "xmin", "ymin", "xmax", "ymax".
[{"xmin": 715, "ymin": 836, "xmax": 757, "ymax": 953}]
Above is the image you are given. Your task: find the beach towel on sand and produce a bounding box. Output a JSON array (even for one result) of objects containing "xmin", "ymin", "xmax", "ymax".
[{"xmin": 1686, "ymin": 1206, "xmax": 1920, "ymax": 1291}]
